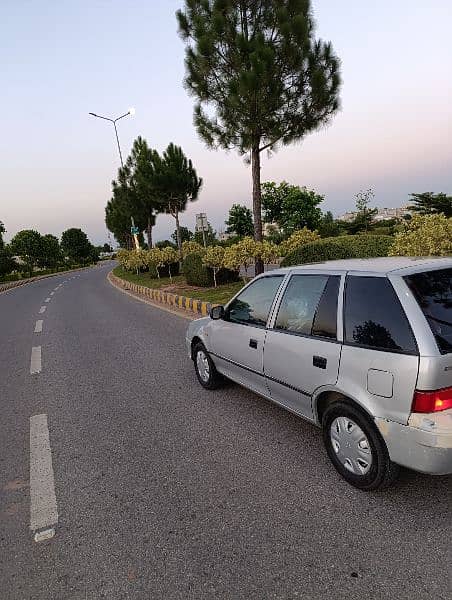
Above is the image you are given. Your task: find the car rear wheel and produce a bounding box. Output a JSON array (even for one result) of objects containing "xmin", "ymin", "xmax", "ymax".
[
  {"xmin": 322, "ymin": 401, "xmax": 400, "ymax": 490},
  {"xmin": 193, "ymin": 343, "xmax": 223, "ymax": 390}
]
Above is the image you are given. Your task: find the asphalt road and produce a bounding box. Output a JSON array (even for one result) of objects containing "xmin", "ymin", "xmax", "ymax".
[{"xmin": 1, "ymin": 262, "xmax": 451, "ymax": 600}]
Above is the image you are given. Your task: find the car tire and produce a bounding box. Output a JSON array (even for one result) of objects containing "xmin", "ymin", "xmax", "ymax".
[
  {"xmin": 193, "ymin": 343, "xmax": 223, "ymax": 390},
  {"xmin": 322, "ymin": 401, "xmax": 400, "ymax": 491}
]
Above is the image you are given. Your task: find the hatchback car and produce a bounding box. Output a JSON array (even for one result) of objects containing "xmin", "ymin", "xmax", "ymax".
[{"xmin": 186, "ymin": 257, "xmax": 452, "ymax": 490}]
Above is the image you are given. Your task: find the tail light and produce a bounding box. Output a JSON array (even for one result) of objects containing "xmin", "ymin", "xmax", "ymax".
[{"xmin": 412, "ymin": 387, "xmax": 452, "ymax": 413}]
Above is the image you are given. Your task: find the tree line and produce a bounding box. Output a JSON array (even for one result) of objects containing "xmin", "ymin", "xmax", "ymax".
[{"xmin": 0, "ymin": 225, "xmax": 100, "ymax": 280}]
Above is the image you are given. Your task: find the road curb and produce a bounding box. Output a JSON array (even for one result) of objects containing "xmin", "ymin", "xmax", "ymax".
[
  {"xmin": 108, "ymin": 271, "xmax": 213, "ymax": 318},
  {"xmin": 0, "ymin": 265, "xmax": 95, "ymax": 295}
]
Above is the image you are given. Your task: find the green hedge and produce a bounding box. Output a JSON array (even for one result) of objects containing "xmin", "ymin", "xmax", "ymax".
[
  {"xmin": 280, "ymin": 235, "xmax": 393, "ymax": 267},
  {"xmin": 183, "ymin": 252, "xmax": 239, "ymax": 287}
]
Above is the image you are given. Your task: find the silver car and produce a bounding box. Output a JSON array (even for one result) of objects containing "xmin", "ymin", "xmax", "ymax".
[{"xmin": 186, "ymin": 257, "xmax": 452, "ymax": 490}]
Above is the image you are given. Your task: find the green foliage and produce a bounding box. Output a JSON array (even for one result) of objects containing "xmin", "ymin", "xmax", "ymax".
[
  {"xmin": 0, "ymin": 245, "xmax": 16, "ymax": 278},
  {"xmin": 61, "ymin": 228, "xmax": 94, "ymax": 265},
  {"xmin": 184, "ymin": 251, "xmax": 238, "ymax": 287},
  {"xmin": 38, "ymin": 234, "xmax": 61, "ymax": 269},
  {"xmin": 408, "ymin": 192, "xmax": 452, "ymax": 217},
  {"xmin": 155, "ymin": 240, "xmax": 176, "ymax": 249},
  {"xmin": 10, "ymin": 229, "xmax": 43, "ymax": 276},
  {"xmin": 279, "ymin": 228, "xmax": 320, "ymax": 256},
  {"xmin": 261, "ymin": 182, "xmax": 324, "ymax": 233},
  {"xmin": 281, "ymin": 235, "xmax": 393, "ymax": 267},
  {"xmin": 225, "ymin": 204, "xmax": 254, "ymax": 237},
  {"xmin": 347, "ymin": 189, "xmax": 377, "ymax": 233},
  {"xmin": 182, "ymin": 240, "xmax": 204, "ymax": 258},
  {"xmin": 106, "ymin": 137, "xmax": 165, "ymax": 249},
  {"xmin": 151, "ymin": 143, "xmax": 202, "ymax": 255},
  {"xmin": 177, "ymin": 0, "xmax": 341, "ymax": 258},
  {"xmin": 172, "ymin": 226, "xmax": 193, "ymax": 245},
  {"xmin": 317, "ymin": 211, "xmax": 342, "ymax": 238},
  {"xmin": 390, "ymin": 214, "xmax": 452, "ymax": 256},
  {"xmin": 202, "ymin": 245, "xmax": 225, "ymax": 287}
]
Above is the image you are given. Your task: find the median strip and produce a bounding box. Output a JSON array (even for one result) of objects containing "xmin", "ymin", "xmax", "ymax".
[{"xmin": 108, "ymin": 271, "xmax": 214, "ymax": 317}]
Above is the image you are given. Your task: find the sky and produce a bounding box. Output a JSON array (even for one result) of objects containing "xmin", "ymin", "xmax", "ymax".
[{"xmin": 1, "ymin": 0, "xmax": 451, "ymax": 245}]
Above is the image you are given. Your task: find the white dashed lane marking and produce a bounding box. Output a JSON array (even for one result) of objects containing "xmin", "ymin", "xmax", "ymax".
[
  {"xmin": 34, "ymin": 320, "xmax": 43, "ymax": 333},
  {"xmin": 39, "ymin": 306, "xmax": 46, "ymax": 314},
  {"xmin": 30, "ymin": 347, "xmax": 42, "ymax": 375},
  {"xmin": 45, "ymin": 298, "xmax": 51, "ymax": 303},
  {"xmin": 50, "ymin": 291, "xmax": 55, "ymax": 296},
  {"xmin": 30, "ymin": 414, "xmax": 58, "ymax": 539}
]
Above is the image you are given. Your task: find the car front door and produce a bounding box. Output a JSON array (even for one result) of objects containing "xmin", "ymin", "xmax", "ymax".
[
  {"xmin": 208, "ymin": 275, "xmax": 285, "ymax": 397},
  {"xmin": 263, "ymin": 273, "xmax": 342, "ymax": 420}
]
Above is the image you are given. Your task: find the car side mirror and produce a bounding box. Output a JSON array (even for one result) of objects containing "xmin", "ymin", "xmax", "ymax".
[{"xmin": 210, "ymin": 305, "xmax": 225, "ymax": 320}]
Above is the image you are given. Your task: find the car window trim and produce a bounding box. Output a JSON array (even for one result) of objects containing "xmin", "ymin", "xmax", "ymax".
[{"xmin": 343, "ymin": 274, "xmax": 419, "ymax": 356}]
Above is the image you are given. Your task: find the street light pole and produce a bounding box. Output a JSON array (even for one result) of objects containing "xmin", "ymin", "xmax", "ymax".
[{"xmin": 88, "ymin": 108, "xmax": 135, "ymax": 167}]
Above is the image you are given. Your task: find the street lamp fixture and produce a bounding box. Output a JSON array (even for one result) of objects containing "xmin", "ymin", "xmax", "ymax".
[{"xmin": 88, "ymin": 108, "xmax": 135, "ymax": 167}]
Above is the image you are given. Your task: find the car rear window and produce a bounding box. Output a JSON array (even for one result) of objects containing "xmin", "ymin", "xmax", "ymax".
[{"xmin": 404, "ymin": 268, "xmax": 452, "ymax": 354}]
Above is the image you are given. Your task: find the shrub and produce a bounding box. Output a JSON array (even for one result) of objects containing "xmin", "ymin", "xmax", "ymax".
[
  {"xmin": 184, "ymin": 251, "xmax": 239, "ymax": 287},
  {"xmin": 182, "ymin": 240, "xmax": 204, "ymax": 258},
  {"xmin": 389, "ymin": 214, "xmax": 452, "ymax": 257},
  {"xmin": 202, "ymin": 246, "xmax": 225, "ymax": 287},
  {"xmin": 279, "ymin": 227, "xmax": 320, "ymax": 256},
  {"xmin": 281, "ymin": 234, "xmax": 393, "ymax": 266}
]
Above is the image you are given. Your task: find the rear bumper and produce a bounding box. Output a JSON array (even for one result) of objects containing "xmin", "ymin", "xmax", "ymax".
[{"xmin": 375, "ymin": 409, "xmax": 452, "ymax": 475}]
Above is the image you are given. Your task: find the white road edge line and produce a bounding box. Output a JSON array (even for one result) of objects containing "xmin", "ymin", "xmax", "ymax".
[
  {"xmin": 50, "ymin": 291, "xmax": 55, "ymax": 296},
  {"xmin": 39, "ymin": 306, "xmax": 46, "ymax": 314},
  {"xmin": 30, "ymin": 346, "xmax": 42, "ymax": 374},
  {"xmin": 34, "ymin": 320, "xmax": 43, "ymax": 333},
  {"xmin": 30, "ymin": 414, "xmax": 58, "ymax": 540},
  {"xmin": 45, "ymin": 297, "xmax": 51, "ymax": 303}
]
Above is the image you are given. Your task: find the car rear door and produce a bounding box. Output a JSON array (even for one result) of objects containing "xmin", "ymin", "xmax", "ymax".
[
  {"xmin": 208, "ymin": 275, "xmax": 285, "ymax": 397},
  {"xmin": 263, "ymin": 272, "xmax": 343, "ymax": 420}
]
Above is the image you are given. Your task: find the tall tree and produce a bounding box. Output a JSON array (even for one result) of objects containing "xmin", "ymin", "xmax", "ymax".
[
  {"xmin": 171, "ymin": 226, "xmax": 193, "ymax": 245},
  {"xmin": 348, "ymin": 188, "xmax": 377, "ymax": 233},
  {"xmin": 38, "ymin": 234, "xmax": 61, "ymax": 269},
  {"xmin": 177, "ymin": 0, "xmax": 341, "ymax": 273},
  {"xmin": 151, "ymin": 143, "xmax": 202, "ymax": 257},
  {"xmin": 61, "ymin": 228, "xmax": 94, "ymax": 265},
  {"xmin": 0, "ymin": 221, "xmax": 16, "ymax": 278},
  {"xmin": 106, "ymin": 163, "xmax": 146, "ymax": 249},
  {"xmin": 10, "ymin": 229, "xmax": 42, "ymax": 277},
  {"xmin": 409, "ymin": 192, "xmax": 452, "ymax": 218},
  {"xmin": 225, "ymin": 204, "xmax": 254, "ymax": 237},
  {"xmin": 261, "ymin": 181, "xmax": 323, "ymax": 233},
  {"xmin": 127, "ymin": 137, "xmax": 165, "ymax": 248}
]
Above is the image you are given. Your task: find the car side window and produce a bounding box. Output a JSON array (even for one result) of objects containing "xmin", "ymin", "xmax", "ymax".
[
  {"xmin": 226, "ymin": 276, "xmax": 284, "ymax": 327},
  {"xmin": 275, "ymin": 275, "xmax": 339, "ymax": 338},
  {"xmin": 344, "ymin": 276, "xmax": 417, "ymax": 354}
]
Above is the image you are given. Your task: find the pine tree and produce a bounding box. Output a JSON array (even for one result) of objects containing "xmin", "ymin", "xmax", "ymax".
[{"xmin": 177, "ymin": 0, "xmax": 341, "ymax": 273}]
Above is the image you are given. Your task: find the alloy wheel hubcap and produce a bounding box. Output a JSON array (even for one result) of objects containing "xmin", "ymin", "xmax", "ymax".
[
  {"xmin": 330, "ymin": 417, "xmax": 372, "ymax": 476},
  {"xmin": 196, "ymin": 350, "xmax": 210, "ymax": 382}
]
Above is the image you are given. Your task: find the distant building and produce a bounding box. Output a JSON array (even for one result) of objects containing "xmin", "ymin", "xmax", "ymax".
[
  {"xmin": 217, "ymin": 230, "xmax": 233, "ymax": 242},
  {"xmin": 337, "ymin": 204, "xmax": 412, "ymax": 223},
  {"xmin": 373, "ymin": 204, "xmax": 412, "ymax": 222},
  {"xmin": 337, "ymin": 211, "xmax": 357, "ymax": 223}
]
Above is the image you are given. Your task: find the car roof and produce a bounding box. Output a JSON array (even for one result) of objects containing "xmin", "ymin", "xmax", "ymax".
[{"xmin": 267, "ymin": 256, "xmax": 452, "ymax": 276}]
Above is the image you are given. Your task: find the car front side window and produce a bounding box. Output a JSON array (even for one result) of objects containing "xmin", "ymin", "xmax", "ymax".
[{"xmin": 226, "ymin": 276, "xmax": 284, "ymax": 328}]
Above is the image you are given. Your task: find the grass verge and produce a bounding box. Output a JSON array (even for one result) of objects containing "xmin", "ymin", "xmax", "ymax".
[{"xmin": 113, "ymin": 266, "xmax": 245, "ymax": 305}]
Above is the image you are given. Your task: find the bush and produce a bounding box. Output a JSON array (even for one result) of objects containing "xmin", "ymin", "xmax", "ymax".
[
  {"xmin": 390, "ymin": 214, "xmax": 452, "ymax": 257},
  {"xmin": 281, "ymin": 234, "xmax": 393, "ymax": 267},
  {"xmin": 184, "ymin": 252, "xmax": 239, "ymax": 287}
]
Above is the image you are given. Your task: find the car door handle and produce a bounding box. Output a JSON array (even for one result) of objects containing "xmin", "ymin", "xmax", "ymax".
[
  {"xmin": 249, "ymin": 339, "xmax": 258, "ymax": 349},
  {"xmin": 313, "ymin": 355, "xmax": 327, "ymax": 369}
]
